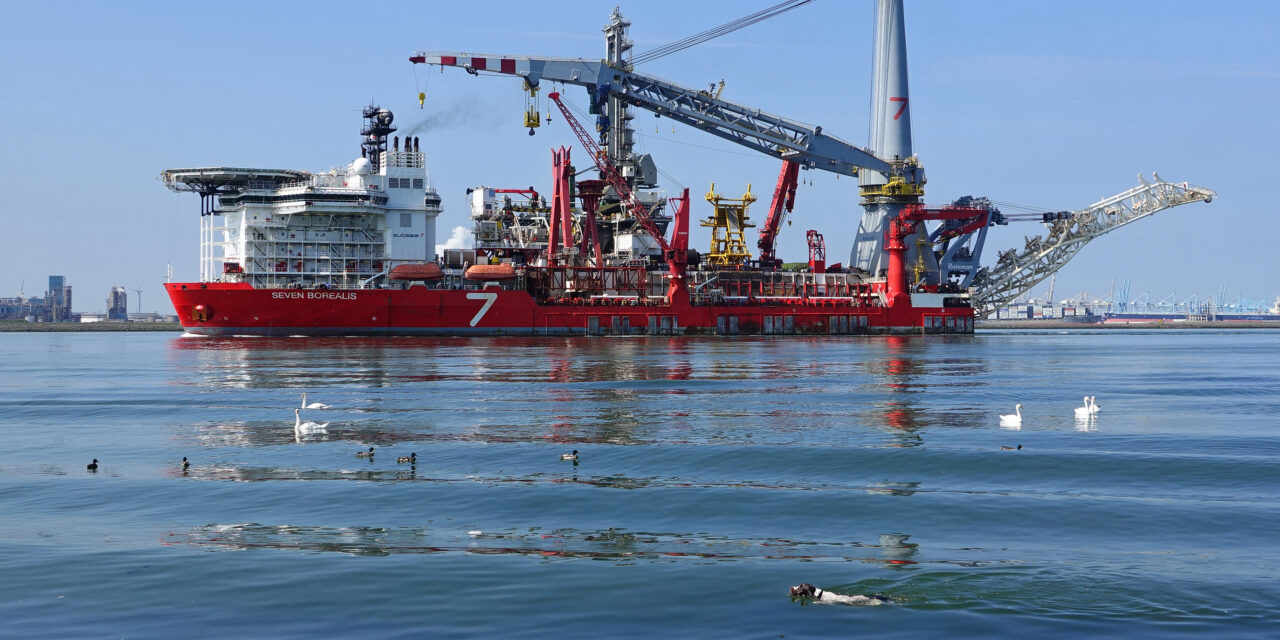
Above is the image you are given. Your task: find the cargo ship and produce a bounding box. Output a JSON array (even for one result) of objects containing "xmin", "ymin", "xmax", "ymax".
[{"xmin": 163, "ymin": 4, "xmax": 981, "ymax": 336}]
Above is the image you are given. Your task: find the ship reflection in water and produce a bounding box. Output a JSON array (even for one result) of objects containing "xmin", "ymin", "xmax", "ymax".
[
  {"xmin": 171, "ymin": 523, "xmax": 956, "ymax": 566},
  {"xmin": 167, "ymin": 333, "xmax": 1011, "ymax": 453}
]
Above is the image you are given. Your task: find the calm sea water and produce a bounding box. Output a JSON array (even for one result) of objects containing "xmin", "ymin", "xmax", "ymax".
[{"xmin": 1, "ymin": 330, "xmax": 1277, "ymax": 638}]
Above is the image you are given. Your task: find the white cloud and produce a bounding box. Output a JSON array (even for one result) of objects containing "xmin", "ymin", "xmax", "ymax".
[{"xmin": 435, "ymin": 225, "xmax": 473, "ymax": 258}]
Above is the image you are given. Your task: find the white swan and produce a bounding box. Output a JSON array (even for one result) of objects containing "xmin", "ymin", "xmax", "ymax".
[
  {"xmin": 999, "ymin": 404, "xmax": 1022, "ymax": 427},
  {"xmin": 1074, "ymin": 396, "xmax": 1093, "ymax": 418},
  {"xmin": 1089, "ymin": 396, "xmax": 1101, "ymax": 414},
  {"xmin": 294, "ymin": 408, "xmax": 329, "ymax": 435},
  {"xmin": 301, "ymin": 393, "xmax": 330, "ymax": 410}
]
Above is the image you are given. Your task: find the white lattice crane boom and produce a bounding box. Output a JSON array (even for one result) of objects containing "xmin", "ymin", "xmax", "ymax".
[{"xmin": 971, "ymin": 175, "xmax": 1216, "ymax": 316}]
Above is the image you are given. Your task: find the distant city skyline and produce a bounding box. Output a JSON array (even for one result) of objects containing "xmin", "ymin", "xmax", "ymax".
[{"xmin": 1, "ymin": 0, "xmax": 1275, "ymax": 312}]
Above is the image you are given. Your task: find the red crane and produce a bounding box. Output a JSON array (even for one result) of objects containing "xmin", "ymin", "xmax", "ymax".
[
  {"xmin": 757, "ymin": 160, "xmax": 800, "ymax": 267},
  {"xmin": 806, "ymin": 229, "xmax": 825, "ymax": 273},
  {"xmin": 885, "ymin": 204, "xmax": 990, "ymax": 306},
  {"xmin": 546, "ymin": 92, "xmax": 671, "ymax": 258}
]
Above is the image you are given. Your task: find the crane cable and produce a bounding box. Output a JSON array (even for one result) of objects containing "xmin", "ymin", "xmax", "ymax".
[{"xmin": 631, "ymin": 0, "xmax": 815, "ymax": 66}]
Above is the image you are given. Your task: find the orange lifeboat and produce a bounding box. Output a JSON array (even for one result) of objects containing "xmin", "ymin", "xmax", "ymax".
[
  {"xmin": 464, "ymin": 263, "xmax": 516, "ymax": 281},
  {"xmin": 388, "ymin": 263, "xmax": 444, "ymax": 281}
]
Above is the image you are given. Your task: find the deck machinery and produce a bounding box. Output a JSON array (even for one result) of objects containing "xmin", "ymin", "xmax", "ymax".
[{"xmin": 410, "ymin": 0, "xmax": 1215, "ymax": 320}]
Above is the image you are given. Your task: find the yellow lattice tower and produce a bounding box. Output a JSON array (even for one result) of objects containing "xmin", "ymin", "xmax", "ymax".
[
  {"xmin": 701, "ymin": 182, "xmax": 756, "ymax": 266},
  {"xmin": 912, "ymin": 236, "xmax": 930, "ymax": 284}
]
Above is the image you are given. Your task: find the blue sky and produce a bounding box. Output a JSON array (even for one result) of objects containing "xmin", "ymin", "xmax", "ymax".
[{"xmin": 1, "ymin": 0, "xmax": 1276, "ymax": 312}]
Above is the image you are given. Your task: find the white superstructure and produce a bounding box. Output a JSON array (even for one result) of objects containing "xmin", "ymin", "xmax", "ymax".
[{"xmin": 162, "ymin": 106, "xmax": 442, "ymax": 288}]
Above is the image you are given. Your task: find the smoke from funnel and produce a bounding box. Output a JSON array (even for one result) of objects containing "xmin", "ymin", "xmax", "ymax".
[{"xmin": 403, "ymin": 96, "xmax": 499, "ymax": 137}]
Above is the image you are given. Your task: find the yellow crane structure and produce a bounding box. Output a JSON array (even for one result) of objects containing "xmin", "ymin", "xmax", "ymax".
[{"xmin": 701, "ymin": 183, "xmax": 756, "ymax": 266}]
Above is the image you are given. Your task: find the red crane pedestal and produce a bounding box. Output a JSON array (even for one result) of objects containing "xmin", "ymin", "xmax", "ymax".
[
  {"xmin": 884, "ymin": 204, "xmax": 991, "ymax": 307},
  {"xmin": 884, "ymin": 216, "xmax": 914, "ymax": 307}
]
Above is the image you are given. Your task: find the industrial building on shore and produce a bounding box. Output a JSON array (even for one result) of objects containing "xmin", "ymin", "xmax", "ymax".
[{"xmin": 1, "ymin": 276, "xmax": 177, "ymax": 323}]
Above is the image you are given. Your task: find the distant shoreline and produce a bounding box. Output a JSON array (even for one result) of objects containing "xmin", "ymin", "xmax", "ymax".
[
  {"xmin": 0, "ymin": 322, "xmax": 183, "ymax": 332},
  {"xmin": 978, "ymin": 319, "xmax": 1280, "ymax": 330},
  {"xmin": 3, "ymin": 320, "xmax": 1277, "ymax": 333}
]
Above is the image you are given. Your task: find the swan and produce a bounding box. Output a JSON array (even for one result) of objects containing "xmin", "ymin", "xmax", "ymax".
[
  {"xmin": 397, "ymin": 453, "xmax": 416, "ymax": 464},
  {"xmin": 293, "ymin": 408, "xmax": 329, "ymax": 435},
  {"xmin": 356, "ymin": 447, "xmax": 375, "ymax": 458},
  {"xmin": 998, "ymin": 404, "xmax": 1022, "ymax": 427},
  {"xmin": 300, "ymin": 393, "xmax": 330, "ymax": 410},
  {"xmin": 559, "ymin": 449, "xmax": 579, "ymax": 461},
  {"xmin": 1074, "ymin": 396, "xmax": 1093, "ymax": 418},
  {"xmin": 1089, "ymin": 396, "xmax": 1101, "ymax": 414}
]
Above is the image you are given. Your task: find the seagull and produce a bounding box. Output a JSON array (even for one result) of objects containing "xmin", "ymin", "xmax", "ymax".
[
  {"xmin": 301, "ymin": 393, "xmax": 330, "ymax": 410},
  {"xmin": 559, "ymin": 449, "xmax": 579, "ymax": 462},
  {"xmin": 999, "ymin": 404, "xmax": 1022, "ymax": 427},
  {"xmin": 86, "ymin": 459, "xmax": 98, "ymax": 472},
  {"xmin": 1000, "ymin": 445, "xmax": 1022, "ymax": 451},
  {"xmin": 397, "ymin": 453, "xmax": 416, "ymax": 464},
  {"xmin": 1074, "ymin": 396, "xmax": 1093, "ymax": 418},
  {"xmin": 294, "ymin": 408, "xmax": 329, "ymax": 435},
  {"xmin": 356, "ymin": 447, "xmax": 375, "ymax": 458}
]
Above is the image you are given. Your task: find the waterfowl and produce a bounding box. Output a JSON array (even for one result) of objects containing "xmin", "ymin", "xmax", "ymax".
[
  {"xmin": 559, "ymin": 449, "xmax": 579, "ymax": 461},
  {"xmin": 86, "ymin": 459, "xmax": 98, "ymax": 471},
  {"xmin": 300, "ymin": 393, "xmax": 330, "ymax": 410},
  {"xmin": 182, "ymin": 456, "xmax": 190, "ymax": 471},
  {"xmin": 1074, "ymin": 396, "xmax": 1093, "ymax": 418},
  {"xmin": 998, "ymin": 404, "xmax": 1022, "ymax": 427},
  {"xmin": 1089, "ymin": 396, "xmax": 1101, "ymax": 414},
  {"xmin": 397, "ymin": 453, "xmax": 416, "ymax": 464},
  {"xmin": 1000, "ymin": 445, "xmax": 1022, "ymax": 451},
  {"xmin": 356, "ymin": 447, "xmax": 375, "ymax": 458},
  {"xmin": 293, "ymin": 408, "xmax": 329, "ymax": 435}
]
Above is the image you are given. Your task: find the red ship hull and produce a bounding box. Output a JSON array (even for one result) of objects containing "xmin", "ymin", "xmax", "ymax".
[{"xmin": 166, "ymin": 282, "xmax": 974, "ymax": 336}]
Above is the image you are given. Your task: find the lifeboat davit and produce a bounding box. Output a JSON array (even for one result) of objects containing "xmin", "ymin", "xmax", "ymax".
[
  {"xmin": 388, "ymin": 263, "xmax": 444, "ymax": 281},
  {"xmin": 464, "ymin": 263, "xmax": 516, "ymax": 281}
]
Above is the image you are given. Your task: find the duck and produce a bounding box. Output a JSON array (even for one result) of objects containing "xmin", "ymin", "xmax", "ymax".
[
  {"xmin": 293, "ymin": 409, "xmax": 329, "ymax": 435},
  {"xmin": 559, "ymin": 449, "xmax": 579, "ymax": 462},
  {"xmin": 1089, "ymin": 396, "xmax": 1101, "ymax": 414},
  {"xmin": 1000, "ymin": 445, "xmax": 1022, "ymax": 451},
  {"xmin": 86, "ymin": 459, "xmax": 98, "ymax": 472},
  {"xmin": 182, "ymin": 456, "xmax": 190, "ymax": 471},
  {"xmin": 1074, "ymin": 396, "xmax": 1093, "ymax": 418},
  {"xmin": 300, "ymin": 393, "xmax": 330, "ymax": 410},
  {"xmin": 998, "ymin": 404, "xmax": 1022, "ymax": 427},
  {"xmin": 397, "ymin": 453, "xmax": 416, "ymax": 464},
  {"xmin": 356, "ymin": 447, "xmax": 375, "ymax": 458}
]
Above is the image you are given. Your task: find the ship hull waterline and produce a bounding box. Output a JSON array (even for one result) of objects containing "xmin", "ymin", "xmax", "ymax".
[{"xmin": 167, "ymin": 282, "xmax": 974, "ymax": 336}]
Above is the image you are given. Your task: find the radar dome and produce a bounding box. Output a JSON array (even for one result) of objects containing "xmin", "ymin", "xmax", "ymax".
[
  {"xmin": 377, "ymin": 109, "xmax": 393, "ymax": 125},
  {"xmin": 350, "ymin": 157, "xmax": 372, "ymax": 175}
]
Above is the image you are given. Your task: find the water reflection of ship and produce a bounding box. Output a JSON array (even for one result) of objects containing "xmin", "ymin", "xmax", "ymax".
[
  {"xmin": 878, "ymin": 533, "xmax": 919, "ymax": 566},
  {"xmin": 173, "ymin": 523, "xmax": 921, "ymax": 564}
]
